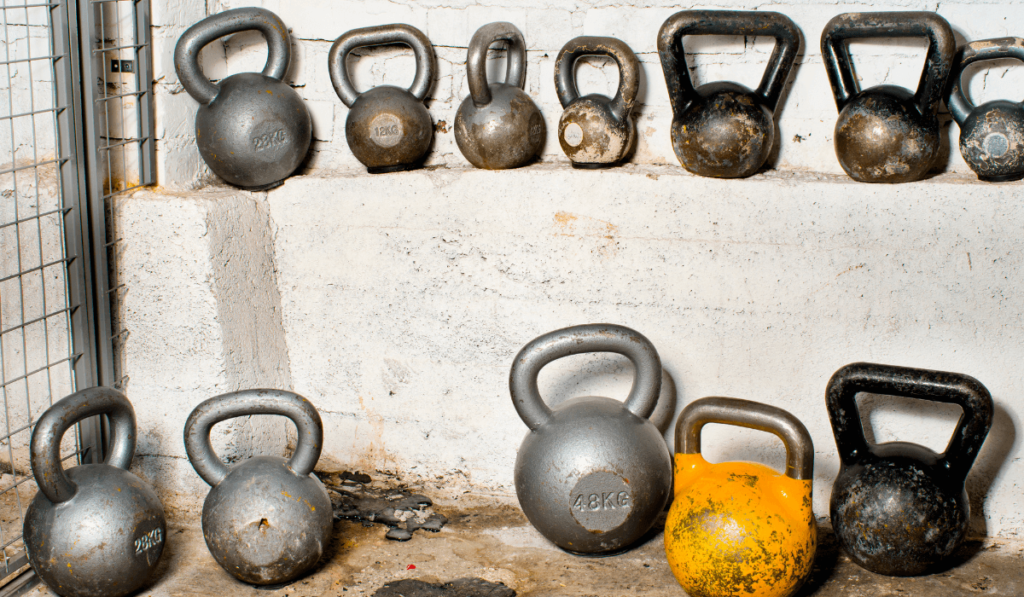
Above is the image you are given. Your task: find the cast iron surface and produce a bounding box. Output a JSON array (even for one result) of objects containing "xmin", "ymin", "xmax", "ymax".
[
  {"xmin": 821, "ymin": 12, "xmax": 955, "ymax": 183},
  {"xmin": 24, "ymin": 387, "xmax": 166, "ymax": 597},
  {"xmin": 510, "ymin": 324, "xmax": 672, "ymax": 555},
  {"xmin": 329, "ymin": 24, "xmax": 435, "ymax": 173},
  {"xmin": 554, "ymin": 37, "xmax": 639, "ymax": 168},
  {"xmin": 826, "ymin": 362, "xmax": 993, "ymax": 576},
  {"xmin": 455, "ymin": 22, "xmax": 544, "ymax": 170},
  {"xmin": 174, "ymin": 7, "xmax": 311, "ymax": 190},
  {"xmin": 184, "ymin": 389, "xmax": 333, "ymax": 585},
  {"xmin": 948, "ymin": 37, "xmax": 1024, "ymax": 182},
  {"xmin": 658, "ymin": 10, "xmax": 800, "ymax": 179}
]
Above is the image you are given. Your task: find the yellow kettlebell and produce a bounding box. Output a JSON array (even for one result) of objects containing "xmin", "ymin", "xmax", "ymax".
[{"xmin": 665, "ymin": 397, "xmax": 816, "ymax": 597}]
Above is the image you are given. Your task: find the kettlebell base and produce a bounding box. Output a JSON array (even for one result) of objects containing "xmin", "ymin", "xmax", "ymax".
[
  {"xmin": 977, "ymin": 171, "xmax": 1024, "ymax": 183},
  {"xmin": 368, "ymin": 162, "xmax": 421, "ymax": 174},
  {"xmin": 236, "ymin": 179, "xmax": 286, "ymax": 192},
  {"xmin": 570, "ymin": 162, "xmax": 615, "ymax": 170}
]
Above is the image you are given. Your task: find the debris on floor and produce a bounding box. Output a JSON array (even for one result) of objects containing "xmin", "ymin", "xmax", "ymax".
[
  {"xmin": 371, "ymin": 578, "xmax": 515, "ymax": 597},
  {"xmin": 319, "ymin": 471, "xmax": 448, "ymax": 541}
]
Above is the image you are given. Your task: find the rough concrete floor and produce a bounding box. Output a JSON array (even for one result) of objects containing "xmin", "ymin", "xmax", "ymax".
[{"xmin": 22, "ymin": 506, "xmax": 1024, "ymax": 597}]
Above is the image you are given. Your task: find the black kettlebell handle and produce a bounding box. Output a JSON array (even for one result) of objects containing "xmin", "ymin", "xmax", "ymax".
[
  {"xmin": 826, "ymin": 362, "xmax": 993, "ymax": 483},
  {"xmin": 675, "ymin": 396, "xmax": 814, "ymax": 480},
  {"xmin": 30, "ymin": 387, "xmax": 136, "ymax": 504},
  {"xmin": 467, "ymin": 22, "xmax": 527, "ymax": 108},
  {"xmin": 329, "ymin": 24, "xmax": 435, "ymax": 108},
  {"xmin": 821, "ymin": 12, "xmax": 955, "ymax": 117},
  {"xmin": 657, "ymin": 10, "xmax": 800, "ymax": 116},
  {"xmin": 554, "ymin": 36, "xmax": 640, "ymax": 122},
  {"xmin": 510, "ymin": 324, "xmax": 661, "ymax": 431},
  {"xmin": 183, "ymin": 389, "xmax": 323, "ymax": 487},
  {"xmin": 174, "ymin": 7, "xmax": 291, "ymax": 106},
  {"xmin": 948, "ymin": 37, "xmax": 1024, "ymax": 124}
]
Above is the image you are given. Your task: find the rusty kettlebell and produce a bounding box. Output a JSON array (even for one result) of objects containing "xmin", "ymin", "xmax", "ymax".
[
  {"xmin": 658, "ymin": 10, "xmax": 800, "ymax": 178},
  {"xmin": 665, "ymin": 397, "xmax": 815, "ymax": 597},
  {"xmin": 827, "ymin": 362, "xmax": 993, "ymax": 576},
  {"xmin": 511, "ymin": 324, "xmax": 672, "ymax": 554},
  {"xmin": 948, "ymin": 37, "xmax": 1024, "ymax": 181},
  {"xmin": 329, "ymin": 24, "xmax": 435, "ymax": 173},
  {"xmin": 455, "ymin": 22, "xmax": 545, "ymax": 169},
  {"xmin": 821, "ymin": 12, "xmax": 955, "ymax": 183},
  {"xmin": 554, "ymin": 37, "xmax": 640, "ymax": 167},
  {"xmin": 175, "ymin": 8, "xmax": 312, "ymax": 190},
  {"xmin": 185, "ymin": 389, "xmax": 333, "ymax": 585}
]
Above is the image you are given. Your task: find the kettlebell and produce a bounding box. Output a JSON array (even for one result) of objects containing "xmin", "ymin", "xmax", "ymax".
[
  {"xmin": 665, "ymin": 397, "xmax": 815, "ymax": 597},
  {"xmin": 658, "ymin": 11, "xmax": 800, "ymax": 179},
  {"xmin": 821, "ymin": 12, "xmax": 955, "ymax": 183},
  {"xmin": 329, "ymin": 24, "xmax": 435, "ymax": 173},
  {"xmin": 24, "ymin": 388, "xmax": 166, "ymax": 597},
  {"xmin": 455, "ymin": 22, "xmax": 545, "ymax": 170},
  {"xmin": 184, "ymin": 389, "xmax": 333, "ymax": 585},
  {"xmin": 554, "ymin": 37, "xmax": 640, "ymax": 167},
  {"xmin": 511, "ymin": 324, "xmax": 672, "ymax": 554},
  {"xmin": 175, "ymin": 8, "xmax": 312, "ymax": 190},
  {"xmin": 827, "ymin": 362, "xmax": 993, "ymax": 576},
  {"xmin": 948, "ymin": 37, "xmax": 1024, "ymax": 182}
]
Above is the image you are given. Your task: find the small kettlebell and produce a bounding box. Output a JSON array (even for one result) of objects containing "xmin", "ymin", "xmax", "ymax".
[
  {"xmin": 948, "ymin": 38, "xmax": 1024, "ymax": 182},
  {"xmin": 554, "ymin": 37, "xmax": 640, "ymax": 168},
  {"xmin": 511, "ymin": 324, "xmax": 672, "ymax": 554},
  {"xmin": 24, "ymin": 388, "xmax": 166, "ymax": 597},
  {"xmin": 821, "ymin": 12, "xmax": 955, "ymax": 183},
  {"xmin": 658, "ymin": 11, "xmax": 800, "ymax": 178},
  {"xmin": 827, "ymin": 362, "xmax": 993, "ymax": 576},
  {"xmin": 175, "ymin": 8, "xmax": 311, "ymax": 190},
  {"xmin": 330, "ymin": 24, "xmax": 435, "ymax": 173},
  {"xmin": 185, "ymin": 389, "xmax": 333, "ymax": 585},
  {"xmin": 665, "ymin": 397, "xmax": 815, "ymax": 597},
  {"xmin": 455, "ymin": 22, "xmax": 545, "ymax": 169}
]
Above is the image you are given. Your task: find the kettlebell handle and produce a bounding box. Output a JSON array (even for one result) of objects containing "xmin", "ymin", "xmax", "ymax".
[
  {"xmin": 30, "ymin": 387, "xmax": 136, "ymax": 504},
  {"xmin": 657, "ymin": 10, "xmax": 800, "ymax": 116},
  {"xmin": 826, "ymin": 362, "xmax": 993, "ymax": 483},
  {"xmin": 554, "ymin": 37, "xmax": 640, "ymax": 122},
  {"xmin": 174, "ymin": 7, "xmax": 291, "ymax": 106},
  {"xmin": 329, "ymin": 24, "xmax": 435, "ymax": 108},
  {"xmin": 183, "ymin": 389, "xmax": 323, "ymax": 487},
  {"xmin": 821, "ymin": 12, "xmax": 955, "ymax": 117},
  {"xmin": 675, "ymin": 397, "xmax": 814, "ymax": 480},
  {"xmin": 510, "ymin": 324, "xmax": 661, "ymax": 430},
  {"xmin": 467, "ymin": 22, "xmax": 527, "ymax": 108},
  {"xmin": 948, "ymin": 37, "xmax": 1024, "ymax": 124}
]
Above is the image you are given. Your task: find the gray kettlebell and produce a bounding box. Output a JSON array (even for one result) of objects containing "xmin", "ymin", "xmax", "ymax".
[
  {"xmin": 554, "ymin": 37, "xmax": 640, "ymax": 167},
  {"xmin": 175, "ymin": 8, "xmax": 311, "ymax": 190},
  {"xmin": 184, "ymin": 389, "xmax": 332, "ymax": 585},
  {"xmin": 24, "ymin": 388, "xmax": 166, "ymax": 597},
  {"xmin": 511, "ymin": 324, "xmax": 672, "ymax": 555},
  {"xmin": 330, "ymin": 24, "xmax": 435, "ymax": 173},
  {"xmin": 455, "ymin": 22, "xmax": 544, "ymax": 169}
]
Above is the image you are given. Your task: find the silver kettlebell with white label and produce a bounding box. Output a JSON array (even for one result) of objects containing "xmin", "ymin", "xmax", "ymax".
[
  {"xmin": 510, "ymin": 324, "xmax": 672, "ymax": 555},
  {"xmin": 329, "ymin": 24, "xmax": 435, "ymax": 173}
]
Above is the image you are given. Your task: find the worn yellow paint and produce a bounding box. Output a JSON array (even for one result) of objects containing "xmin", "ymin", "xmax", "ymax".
[{"xmin": 664, "ymin": 453, "xmax": 816, "ymax": 597}]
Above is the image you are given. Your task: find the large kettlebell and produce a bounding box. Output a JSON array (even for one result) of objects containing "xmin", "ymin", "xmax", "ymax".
[
  {"xmin": 24, "ymin": 388, "xmax": 166, "ymax": 597},
  {"xmin": 330, "ymin": 24, "xmax": 435, "ymax": 173},
  {"xmin": 511, "ymin": 324, "xmax": 672, "ymax": 554},
  {"xmin": 658, "ymin": 11, "xmax": 800, "ymax": 179},
  {"xmin": 184, "ymin": 389, "xmax": 333, "ymax": 585},
  {"xmin": 554, "ymin": 37, "xmax": 640, "ymax": 167},
  {"xmin": 665, "ymin": 397, "xmax": 815, "ymax": 597},
  {"xmin": 455, "ymin": 22, "xmax": 545, "ymax": 170},
  {"xmin": 175, "ymin": 8, "xmax": 311, "ymax": 190},
  {"xmin": 948, "ymin": 38, "xmax": 1024, "ymax": 182},
  {"xmin": 827, "ymin": 362, "xmax": 993, "ymax": 576},
  {"xmin": 821, "ymin": 12, "xmax": 955, "ymax": 183}
]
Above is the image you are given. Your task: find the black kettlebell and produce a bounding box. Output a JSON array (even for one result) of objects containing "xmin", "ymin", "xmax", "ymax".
[
  {"xmin": 827, "ymin": 362, "xmax": 993, "ymax": 576},
  {"xmin": 24, "ymin": 388, "xmax": 166, "ymax": 597},
  {"xmin": 948, "ymin": 37, "xmax": 1024, "ymax": 182},
  {"xmin": 175, "ymin": 8, "xmax": 312, "ymax": 190},
  {"xmin": 821, "ymin": 12, "xmax": 955, "ymax": 183},
  {"xmin": 658, "ymin": 10, "xmax": 800, "ymax": 178},
  {"xmin": 329, "ymin": 24, "xmax": 435, "ymax": 173}
]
